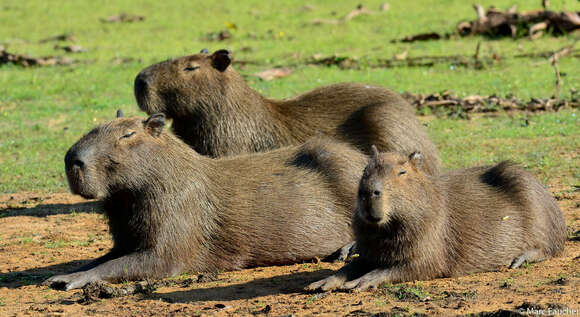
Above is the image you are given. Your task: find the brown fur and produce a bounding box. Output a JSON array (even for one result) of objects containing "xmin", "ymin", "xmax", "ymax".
[
  {"xmin": 134, "ymin": 49, "xmax": 441, "ymax": 175},
  {"xmin": 307, "ymin": 148, "xmax": 566, "ymax": 291},
  {"xmin": 44, "ymin": 112, "xmax": 368, "ymax": 290}
]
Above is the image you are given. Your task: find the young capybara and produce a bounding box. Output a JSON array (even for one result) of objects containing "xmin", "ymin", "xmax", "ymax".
[
  {"xmin": 306, "ymin": 146, "xmax": 566, "ymax": 292},
  {"xmin": 134, "ymin": 49, "xmax": 441, "ymax": 175},
  {"xmin": 44, "ymin": 111, "xmax": 369, "ymax": 290}
]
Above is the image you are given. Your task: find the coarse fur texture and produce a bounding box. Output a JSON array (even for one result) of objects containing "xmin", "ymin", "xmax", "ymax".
[
  {"xmin": 43, "ymin": 112, "xmax": 369, "ymax": 290},
  {"xmin": 134, "ymin": 49, "xmax": 441, "ymax": 175},
  {"xmin": 306, "ymin": 147, "xmax": 566, "ymax": 292}
]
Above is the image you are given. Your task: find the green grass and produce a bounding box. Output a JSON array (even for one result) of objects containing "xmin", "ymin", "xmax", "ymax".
[
  {"xmin": 427, "ymin": 110, "xmax": 579, "ymax": 186},
  {"xmin": 0, "ymin": 0, "xmax": 579, "ymax": 193}
]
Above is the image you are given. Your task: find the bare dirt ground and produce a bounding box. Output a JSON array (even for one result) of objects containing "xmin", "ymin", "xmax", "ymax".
[{"xmin": 0, "ymin": 187, "xmax": 578, "ymax": 317}]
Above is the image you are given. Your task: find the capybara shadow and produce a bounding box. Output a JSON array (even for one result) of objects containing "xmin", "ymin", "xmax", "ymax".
[
  {"xmin": 150, "ymin": 269, "xmax": 335, "ymax": 303},
  {"xmin": 307, "ymin": 147, "xmax": 566, "ymax": 291},
  {"xmin": 0, "ymin": 201, "xmax": 101, "ymax": 218},
  {"xmin": 134, "ymin": 49, "xmax": 441, "ymax": 175},
  {"xmin": 0, "ymin": 260, "xmax": 90, "ymax": 289},
  {"xmin": 44, "ymin": 111, "xmax": 368, "ymax": 290}
]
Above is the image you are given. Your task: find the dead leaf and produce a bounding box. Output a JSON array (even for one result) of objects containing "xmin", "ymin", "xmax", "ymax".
[
  {"xmin": 54, "ymin": 45, "xmax": 86, "ymax": 53},
  {"xmin": 394, "ymin": 32, "xmax": 442, "ymax": 43},
  {"xmin": 309, "ymin": 4, "xmax": 379, "ymax": 26},
  {"xmin": 39, "ymin": 33, "xmax": 76, "ymax": 43},
  {"xmin": 394, "ymin": 51, "xmax": 408, "ymax": 60},
  {"xmin": 255, "ymin": 68, "xmax": 292, "ymax": 81},
  {"xmin": 379, "ymin": 3, "xmax": 390, "ymax": 11},
  {"xmin": 310, "ymin": 18, "xmax": 341, "ymax": 26},
  {"xmin": 100, "ymin": 12, "xmax": 145, "ymax": 23},
  {"xmin": 111, "ymin": 57, "xmax": 142, "ymax": 65},
  {"xmin": 309, "ymin": 54, "xmax": 359, "ymax": 69},
  {"xmin": 342, "ymin": 4, "xmax": 371, "ymax": 21},
  {"xmin": 203, "ymin": 30, "xmax": 232, "ymax": 41}
]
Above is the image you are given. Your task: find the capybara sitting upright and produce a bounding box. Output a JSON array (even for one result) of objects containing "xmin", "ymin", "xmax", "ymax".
[
  {"xmin": 134, "ymin": 49, "xmax": 441, "ymax": 175},
  {"xmin": 44, "ymin": 111, "xmax": 369, "ymax": 290},
  {"xmin": 307, "ymin": 147, "xmax": 566, "ymax": 292}
]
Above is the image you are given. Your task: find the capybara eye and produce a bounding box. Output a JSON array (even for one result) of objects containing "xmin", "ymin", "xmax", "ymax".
[
  {"xmin": 398, "ymin": 170, "xmax": 406, "ymax": 176},
  {"xmin": 120, "ymin": 131, "xmax": 136, "ymax": 139},
  {"xmin": 184, "ymin": 66, "xmax": 200, "ymax": 72},
  {"xmin": 373, "ymin": 190, "xmax": 381, "ymax": 197}
]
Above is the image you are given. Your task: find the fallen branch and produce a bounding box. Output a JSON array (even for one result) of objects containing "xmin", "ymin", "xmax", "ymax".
[
  {"xmin": 396, "ymin": 5, "xmax": 580, "ymax": 42},
  {"xmin": 0, "ymin": 48, "xmax": 75, "ymax": 67},
  {"xmin": 458, "ymin": 5, "xmax": 580, "ymax": 38},
  {"xmin": 548, "ymin": 42, "xmax": 578, "ymax": 63},
  {"xmin": 310, "ymin": 4, "xmax": 377, "ymax": 26},
  {"xmin": 402, "ymin": 90, "xmax": 579, "ymax": 116}
]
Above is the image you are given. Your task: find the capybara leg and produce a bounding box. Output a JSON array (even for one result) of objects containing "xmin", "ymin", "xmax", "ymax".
[
  {"xmin": 340, "ymin": 267, "xmax": 392, "ymax": 291},
  {"xmin": 509, "ymin": 249, "xmax": 546, "ymax": 269},
  {"xmin": 305, "ymin": 260, "xmax": 367, "ymax": 292},
  {"xmin": 71, "ymin": 251, "xmax": 121, "ymax": 272},
  {"xmin": 44, "ymin": 251, "xmax": 171, "ymax": 290}
]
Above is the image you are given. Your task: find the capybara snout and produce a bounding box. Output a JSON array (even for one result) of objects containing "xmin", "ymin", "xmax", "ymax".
[{"xmin": 64, "ymin": 145, "xmax": 93, "ymax": 198}]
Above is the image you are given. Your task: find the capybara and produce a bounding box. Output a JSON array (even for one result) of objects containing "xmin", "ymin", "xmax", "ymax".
[
  {"xmin": 307, "ymin": 146, "xmax": 566, "ymax": 292},
  {"xmin": 134, "ymin": 49, "xmax": 441, "ymax": 175},
  {"xmin": 44, "ymin": 111, "xmax": 368, "ymax": 290}
]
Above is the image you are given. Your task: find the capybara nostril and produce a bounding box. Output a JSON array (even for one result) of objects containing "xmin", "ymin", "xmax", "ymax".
[
  {"xmin": 72, "ymin": 159, "xmax": 84, "ymax": 169},
  {"xmin": 65, "ymin": 149, "xmax": 85, "ymax": 170}
]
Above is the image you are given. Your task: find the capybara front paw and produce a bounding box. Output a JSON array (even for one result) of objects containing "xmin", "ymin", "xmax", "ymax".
[
  {"xmin": 336, "ymin": 241, "xmax": 357, "ymax": 262},
  {"xmin": 340, "ymin": 274, "xmax": 382, "ymax": 292},
  {"xmin": 43, "ymin": 271, "xmax": 99, "ymax": 290},
  {"xmin": 305, "ymin": 275, "xmax": 346, "ymax": 292}
]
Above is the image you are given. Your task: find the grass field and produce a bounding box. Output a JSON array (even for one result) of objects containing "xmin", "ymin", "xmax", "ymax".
[{"xmin": 1, "ymin": 0, "xmax": 579, "ymax": 193}]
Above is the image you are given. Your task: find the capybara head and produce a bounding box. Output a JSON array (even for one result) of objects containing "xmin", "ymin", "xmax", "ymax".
[
  {"xmin": 134, "ymin": 49, "xmax": 233, "ymax": 117},
  {"xmin": 356, "ymin": 146, "xmax": 424, "ymax": 225},
  {"xmin": 64, "ymin": 111, "xmax": 167, "ymax": 199}
]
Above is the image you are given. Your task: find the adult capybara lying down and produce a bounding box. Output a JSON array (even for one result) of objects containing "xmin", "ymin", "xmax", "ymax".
[
  {"xmin": 44, "ymin": 111, "xmax": 368, "ymax": 290},
  {"xmin": 307, "ymin": 147, "xmax": 566, "ymax": 292},
  {"xmin": 134, "ymin": 49, "xmax": 441, "ymax": 175}
]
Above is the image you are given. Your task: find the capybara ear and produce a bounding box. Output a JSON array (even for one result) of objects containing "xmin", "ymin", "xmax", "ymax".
[
  {"xmin": 210, "ymin": 49, "xmax": 231, "ymax": 72},
  {"xmin": 144, "ymin": 113, "xmax": 165, "ymax": 137},
  {"xmin": 200, "ymin": 48, "xmax": 209, "ymax": 54},
  {"xmin": 409, "ymin": 152, "xmax": 423, "ymax": 169},
  {"xmin": 116, "ymin": 109, "xmax": 124, "ymax": 118}
]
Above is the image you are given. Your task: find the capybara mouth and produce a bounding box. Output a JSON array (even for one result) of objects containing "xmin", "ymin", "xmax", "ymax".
[
  {"xmin": 365, "ymin": 214, "xmax": 383, "ymax": 224},
  {"xmin": 66, "ymin": 167, "xmax": 98, "ymax": 199}
]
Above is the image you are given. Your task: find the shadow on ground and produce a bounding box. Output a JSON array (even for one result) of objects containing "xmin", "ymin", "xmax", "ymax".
[
  {"xmin": 0, "ymin": 201, "xmax": 101, "ymax": 218},
  {"xmin": 0, "ymin": 259, "xmax": 91, "ymax": 289},
  {"xmin": 152, "ymin": 269, "xmax": 336, "ymax": 303}
]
